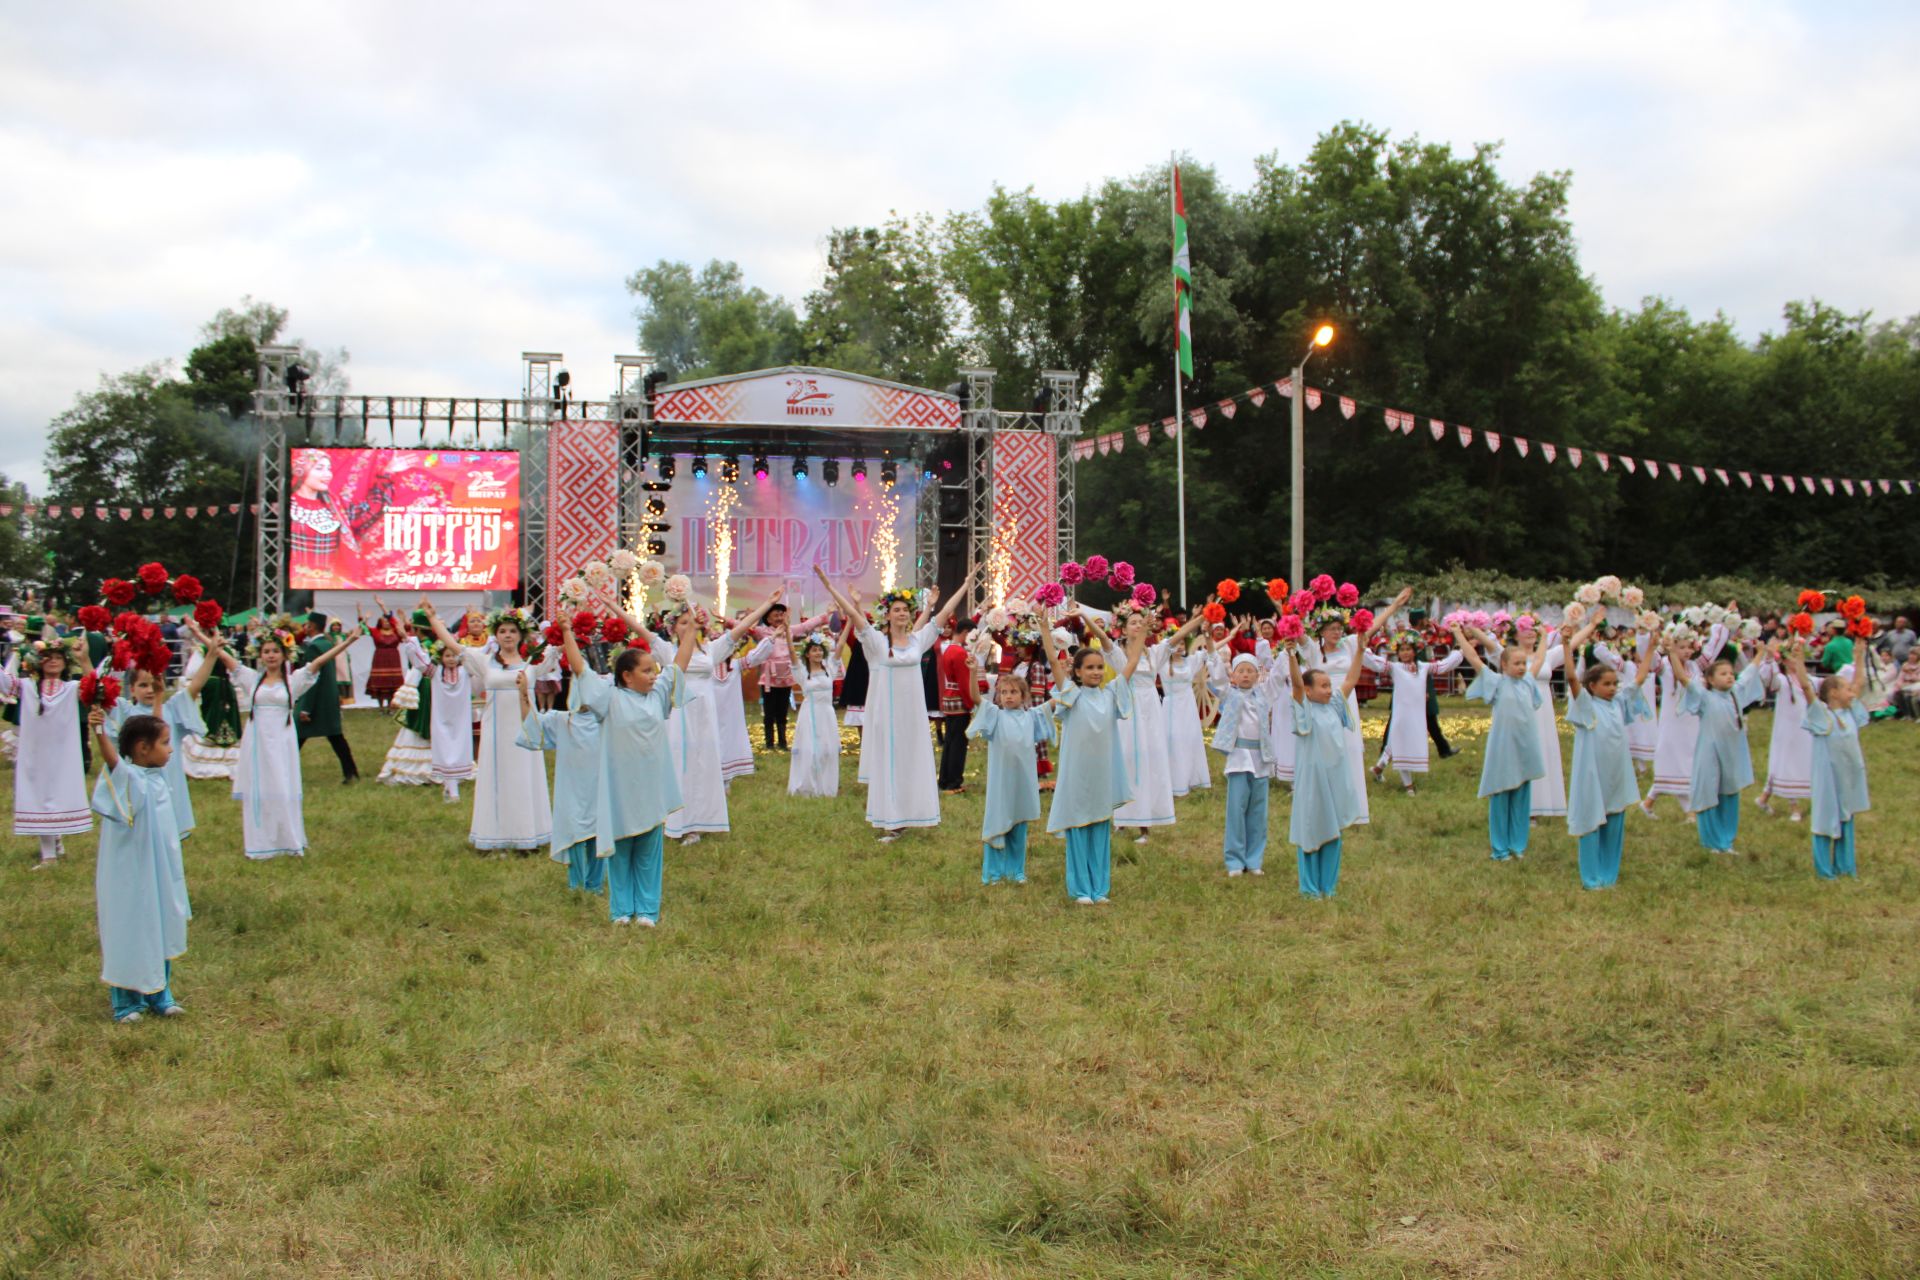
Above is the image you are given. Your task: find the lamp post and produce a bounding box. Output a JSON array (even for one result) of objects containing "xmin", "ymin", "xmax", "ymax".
[{"xmin": 1289, "ymin": 323, "xmax": 1336, "ymax": 590}]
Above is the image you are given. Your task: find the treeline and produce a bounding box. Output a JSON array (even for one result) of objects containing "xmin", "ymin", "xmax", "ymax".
[{"xmin": 628, "ymin": 122, "xmax": 1920, "ymax": 602}]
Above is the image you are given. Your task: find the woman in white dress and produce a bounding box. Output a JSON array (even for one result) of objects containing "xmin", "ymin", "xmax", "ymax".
[
  {"xmin": 813, "ymin": 566, "xmax": 973, "ymax": 841},
  {"xmin": 1754, "ymin": 646, "xmax": 1812, "ymax": 821},
  {"xmin": 1, "ymin": 635, "xmax": 92, "ymax": 866},
  {"xmin": 425, "ymin": 639, "xmax": 477, "ymax": 800},
  {"xmin": 709, "ymin": 628, "xmax": 755, "ymax": 783},
  {"xmin": 786, "ymin": 631, "xmax": 841, "ymax": 797},
  {"xmin": 1163, "ymin": 628, "xmax": 1213, "ymax": 797},
  {"xmin": 1363, "ymin": 625, "xmax": 1466, "ymax": 792},
  {"xmin": 1301, "ymin": 614, "xmax": 1369, "ymax": 825},
  {"xmin": 423, "ymin": 603, "xmax": 557, "ymax": 853},
  {"xmin": 376, "ymin": 628, "xmax": 434, "ymax": 787},
  {"xmin": 217, "ymin": 621, "xmax": 360, "ymax": 860}
]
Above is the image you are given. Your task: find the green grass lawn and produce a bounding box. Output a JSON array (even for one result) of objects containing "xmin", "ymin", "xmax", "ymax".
[{"xmin": 3, "ymin": 701, "xmax": 1917, "ymax": 1278}]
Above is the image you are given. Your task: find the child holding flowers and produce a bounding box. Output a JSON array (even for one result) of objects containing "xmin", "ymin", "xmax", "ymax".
[
  {"xmin": 1453, "ymin": 619, "xmax": 1552, "ymax": 861},
  {"xmin": 1786, "ymin": 647, "xmax": 1871, "ymax": 880},
  {"xmin": 1300, "ymin": 576, "xmax": 1373, "ymax": 825}
]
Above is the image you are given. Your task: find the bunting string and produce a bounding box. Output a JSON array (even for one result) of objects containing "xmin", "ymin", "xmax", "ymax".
[
  {"xmin": 1068, "ymin": 373, "xmax": 1918, "ymax": 498},
  {"xmin": 0, "ymin": 502, "xmax": 259, "ymax": 522}
]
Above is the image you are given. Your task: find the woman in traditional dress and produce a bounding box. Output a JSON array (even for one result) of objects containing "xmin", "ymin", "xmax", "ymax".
[
  {"xmin": 215, "ymin": 620, "xmax": 359, "ymax": 860},
  {"xmin": 0, "ymin": 633, "xmax": 92, "ymax": 866},
  {"xmin": 1163, "ymin": 624, "xmax": 1213, "ymax": 798},
  {"xmin": 813, "ymin": 567, "xmax": 973, "ymax": 842},
  {"xmin": 422, "ymin": 602, "xmax": 558, "ymax": 853},
  {"xmin": 784, "ymin": 630, "xmax": 842, "ymax": 798},
  {"xmin": 1039, "ymin": 615, "xmax": 1133, "ymax": 903},
  {"xmin": 709, "ymin": 625, "xmax": 755, "ymax": 783},
  {"xmin": 376, "ymin": 616, "xmax": 435, "ymax": 787},
  {"xmin": 1364, "ymin": 619, "xmax": 1467, "ymax": 794},
  {"xmin": 363, "ymin": 607, "xmax": 406, "ymax": 708}
]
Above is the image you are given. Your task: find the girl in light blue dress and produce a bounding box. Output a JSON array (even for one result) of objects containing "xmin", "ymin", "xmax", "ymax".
[
  {"xmin": 1787, "ymin": 651, "xmax": 1871, "ymax": 879},
  {"xmin": 104, "ymin": 627, "xmax": 224, "ymax": 841},
  {"xmin": 514, "ymin": 669, "xmax": 606, "ymax": 896},
  {"xmin": 1561, "ymin": 615, "xmax": 1655, "ymax": 889},
  {"xmin": 967, "ymin": 669, "xmax": 1056, "ymax": 885},
  {"xmin": 1670, "ymin": 640, "xmax": 1767, "ymax": 855},
  {"xmin": 1042, "ymin": 617, "xmax": 1134, "ymax": 904},
  {"xmin": 1453, "ymin": 623, "xmax": 1550, "ymax": 861},
  {"xmin": 87, "ymin": 710, "xmax": 188, "ymax": 1022},
  {"xmin": 558, "ymin": 609, "xmax": 696, "ymax": 927},
  {"xmin": 1285, "ymin": 601, "xmax": 1388, "ymax": 898}
]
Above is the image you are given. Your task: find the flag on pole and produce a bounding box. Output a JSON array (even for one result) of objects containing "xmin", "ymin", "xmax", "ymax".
[{"xmin": 1172, "ymin": 165, "xmax": 1193, "ymax": 379}]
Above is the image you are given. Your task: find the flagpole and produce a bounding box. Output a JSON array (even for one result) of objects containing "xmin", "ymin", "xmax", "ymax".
[{"xmin": 1171, "ymin": 152, "xmax": 1188, "ymax": 611}]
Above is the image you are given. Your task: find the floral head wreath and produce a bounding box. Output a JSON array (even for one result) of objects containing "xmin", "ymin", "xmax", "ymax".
[
  {"xmin": 248, "ymin": 627, "xmax": 300, "ymax": 659},
  {"xmin": 800, "ymin": 630, "xmax": 834, "ymax": 657},
  {"xmin": 875, "ymin": 586, "xmax": 920, "ymax": 616},
  {"xmin": 20, "ymin": 637, "xmax": 79, "ymax": 672},
  {"xmin": 486, "ymin": 606, "xmax": 535, "ymax": 635},
  {"xmin": 1307, "ymin": 603, "xmax": 1352, "ymax": 634},
  {"xmin": 1389, "ymin": 628, "xmax": 1423, "ymax": 652}
]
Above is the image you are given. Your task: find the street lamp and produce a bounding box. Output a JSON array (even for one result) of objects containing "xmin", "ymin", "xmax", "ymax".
[{"xmin": 1290, "ymin": 323, "xmax": 1336, "ymax": 591}]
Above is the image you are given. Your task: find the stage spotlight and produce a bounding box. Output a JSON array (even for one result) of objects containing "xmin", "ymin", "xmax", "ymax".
[
  {"xmin": 880, "ymin": 458, "xmax": 897, "ymax": 486},
  {"xmin": 752, "ymin": 453, "xmax": 769, "ymax": 480},
  {"xmin": 553, "ymin": 368, "xmax": 573, "ymax": 419},
  {"xmin": 644, "ymin": 497, "xmax": 667, "ymax": 520},
  {"xmin": 644, "ymin": 536, "xmax": 667, "ymax": 556},
  {"xmin": 691, "ymin": 456, "xmax": 708, "ymax": 479},
  {"xmin": 922, "ymin": 456, "xmax": 937, "ymax": 479},
  {"xmin": 721, "ymin": 454, "xmax": 740, "ymax": 483},
  {"xmin": 792, "ymin": 456, "xmax": 809, "ymax": 481},
  {"xmin": 851, "ymin": 457, "xmax": 868, "ymax": 482},
  {"xmin": 822, "ymin": 458, "xmax": 839, "ymax": 487},
  {"xmin": 945, "ymin": 379, "xmax": 970, "ymax": 411},
  {"xmin": 658, "ymin": 456, "xmax": 675, "ymax": 481}
]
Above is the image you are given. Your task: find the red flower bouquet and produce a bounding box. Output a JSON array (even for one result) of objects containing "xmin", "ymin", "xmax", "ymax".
[
  {"xmin": 136, "ymin": 562, "xmax": 171, "ymax": 595},
  {"xmin": 77, "ymin": 604, "xmax": 111, "ymax": 633},
  {"xmin": 101, "ymin": 577, "xmax": 137, "ymax": 607},
  {"xmin": 170, "ymin": 574, "xmax": 204, "ymax": 604},
  {"xmin": 77, "ymin": 671, "xmax": 121, "ymax": 711}
]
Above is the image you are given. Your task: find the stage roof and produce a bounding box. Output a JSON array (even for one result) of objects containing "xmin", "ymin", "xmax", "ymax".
[{"xmin": 652, "ymin": 367, "xmax": 961, "ymax": 434}]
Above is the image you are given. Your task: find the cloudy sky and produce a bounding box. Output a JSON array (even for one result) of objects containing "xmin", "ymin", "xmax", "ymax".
[{"xmin": 2, "ymin": 0, "xmax": 1915, "ymax": 494}]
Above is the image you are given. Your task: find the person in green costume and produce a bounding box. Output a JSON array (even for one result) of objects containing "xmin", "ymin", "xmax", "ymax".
[{"xmin": 296, "ymin": 610, "xmax": 363, "ymax": 783}]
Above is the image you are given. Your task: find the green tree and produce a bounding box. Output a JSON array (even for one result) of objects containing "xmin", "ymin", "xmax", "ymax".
[
  {"xmin": 801, "ymin": 217, "xmax": 960, "ymax": 388},
  {"xmin": 625, "ymin": 260, "xmax": 800, "ymax": 381}
]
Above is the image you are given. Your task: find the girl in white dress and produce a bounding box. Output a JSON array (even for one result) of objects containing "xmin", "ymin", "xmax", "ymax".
[
  {"xmin": 217, "ymin": 621, "xmax": 359, "ymax": 860},
  {"xmin": 425, "ymin": 639, "xmax": 477, "ymax": 800},
  {"xmin": 1754, "ymin": 643, "xmax": 1812, "ymax": 822},
  {"xmin": 710, "ymin": 628, "xmax": 755, "ymax": 783},
  {"xmin": 786, "ymin": 631, "xmax": 841, "ymax": 797},
  {"xmin": 1363, "ymin": 623, "xmax": 1466, "ymax": 793},
  {"xmin": 422, "ymin": 604, "xmax": 558, "ymax": 853},
  {"xmin": 813, "ymin": 566, "xmax": 974, "ymax": 841},
  {"xmin": 1163, "ymin": 627, "xmax": 1213, "ymax": 798},
  {"xmin": 376, "ymin": 627, "xmax": 434, "ymax": 787},
  {"xmin": 1301, "ymin": 615, "xmax": 1369, "ymax": 825},
  {"xmin": 1, "ymin": 635, "xmax": 92, "ymax": 866}
]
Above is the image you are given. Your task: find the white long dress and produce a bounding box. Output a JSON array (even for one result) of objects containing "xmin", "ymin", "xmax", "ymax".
[
  {"xmin": 655, "ymin": 635, "xmax": 730, "ymax": 837},
  {"xmin": 788, "ymin": 660, "xmax": 840, "ymax": 797},
  {"xmin": 1248, "ymin": 645, "xmax": 1299, "ymax": 784},
  {"xmin": 462, "ymin": 647, "xmax": 555, "ymax": 850},
  {"xmin": 1648, "ymin": 624, "xmax": 1729, "ymax": 801},
  {"xmin": 1760, "ymin": 662, "xmax": 1813, "ymax": 800},
  {"xmin": 711, "ymin": 649, "xmax": 755, "ymax": 782},
  {"xmin": 376, "ymin": 640, "xmax": 433, "ymax": 786},
  {"xmin": 427, "ymin": 659, "xmax": 476, "ymax": 783},
  {"xmin": 1113, "ymin": 641, "xmax": 1176, "ymax": 828},
  {"xmin": 231, "ymin": 666, "xmax": 317, "ymax": 859},
  {"xmin": 1, "ymin": 673, "xmax": 90, "ymax": 837},
  {"xmin": 1363, "ymin": 651, "xmax": 1465, "ymax": 774},
  {"xmin": 1163, "ymin": 647, "xmax": 1211, "ymax": 796},
  {"xmin": 1594, "ymin": 637, "xmax": 1659, "ymax": 763},
  {"xmin": 1303, "ymin": 635, "xmax": 1368, "ymax": 823},
  {"xmin": 856, "ymin": 621, "xmax": 941, "ymax": 830}
]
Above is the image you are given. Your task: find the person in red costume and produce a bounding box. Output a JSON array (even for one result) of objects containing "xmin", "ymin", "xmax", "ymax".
[
  {"xmin": 288, "ymin": 449, "xmax": 410, "ymax": 587},
  {"xmin": 937, "ymin": 617, "xmax": 983, "ymax": 792}
]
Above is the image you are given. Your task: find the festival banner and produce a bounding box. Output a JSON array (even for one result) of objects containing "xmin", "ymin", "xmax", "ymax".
[{"xmin": 288, "ymin": 447, "xmax": 520, "ymax": 592}]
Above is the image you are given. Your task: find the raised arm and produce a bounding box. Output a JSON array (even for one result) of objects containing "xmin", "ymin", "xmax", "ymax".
[
  {"xmin": 303, "ymin": 625, "xmax": 361, "ymax": 675},
  {"xmin": 90, "ymin": 706, "xmax": 119, "ymax": 771},
  {"xmin": 672, "ymin": 611, "xmax": 699, "ymax": 672},
  {"xmin": 1342, "ymin": 606, "xmax": 1390, "ymax": 698},
  {"xmin": 1374, "ymin": 587, "xmax": 1416, "ymax": 635},
  {"xmin": 1785, "ymin": 648, "xmax": 1816, "ymax": 705},
  {"xmin": 1165, "ymin": 611, "xmax": 1207, "ymax": 650},
  {"xmin": 182, "ymin": 625, "xmax": 224, "ymax": 697},
  {"xmin": 1038, "ymin": 613, "xmax": 1069, "ymax": 688},
  {"xmin": 1288, "ymin": 644, "xmax": 1308, "ymax": 703},
  {"xmin": 516, "ymin": 670, "xmax": 533, "ymax": 719},
  {"xmin": 1667, "ymin": 640, "xmax": 1693, "ymax": 686},
  {"xmin": 929, "ymin": 567, "xmax": 978, "ymax": 631},
  {"xmin": 559, "ymin": 613, "xmax": 590, "ymax": 676},
  {"xmin": 421, "ymin": 601, "xmax": 459, "ymax": 649},
  {"xmin": 721, "ymin": 590, "xmax": 783, "ymax": 652},
  {"xmin": 1451, "ymin": 625, "xmax": 1487, "ymax": 674},
  {"xmin": 810, "ymin": 566, "xmax": 860, "ymax": 624}
]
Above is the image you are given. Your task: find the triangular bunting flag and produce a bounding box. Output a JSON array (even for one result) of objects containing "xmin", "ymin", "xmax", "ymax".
[
  {"xmin": 1738, "ymin": 471, "xmax": 1751, "ymax": 488},
  {"xmin": 1783, "ymin": 476, "xmax": 1796, "ymax": 492},
  {"xmin": 1277, "ymin": 378, "xmax": 1293, "ymax": 398},
  {"xmin": 94, "ymin": 507, "xmax": 107, "ymax": 519},
  {"xmin": 1304, "ymin": 387, "xmax": 1322, "ymax": 410},
  {"xmin": 186, "ymin": 506, "xmax": 198, "ymax": 517},
  {"xmin": 141, "ymin": 507, "xmax": 154, "ymax": 518},
  {"xmin": 1573, "ymin": 447, "xmax": 1586, "ymax": 468},
  {"xmin": 1691, "ymin": 465, "xmax": 1707, "ymax": 484},
  {"xmin": 250, "ymin": 503, "xmax": 259, "ymax": 513},
  {"xmin": 1096, "ymin": 435, "xmax": 1110, "ymax": 456},
  {"xmin": 1217, "ymin": 399, "xmax": 1236, "ymax": 419},
  {"xmin": 1541, "ymin": 442, "xmax": 1557, "ymax": 464},
  {"xmin": 1622, "ymin": 457, "xmax": 1636, "ymax": 474},
  {"xmin": 1593, "ymin": 450, "xmax": 1606, "ymax": 470},
  {"xmin": 1248, "ymin": 387, "xmax": 1265, "ymax": 409},
  {"xmin": 1514, "ymin": 437, "xmax": 1530, "ymax": 458},
  {"xmin": 1821, "ymin": 477, "xmax": 1834, "ymax": 495},
  {"xmin": 1841, "ymin": 478, "xmax": 1855, "ymax": 496},
  {"xmin": 164, "ymin": 506, "xmax": 178, "ymax": 517},
  {"xmin": 1134, "ymin": 424, "xmax": 1150, "ymax": 446},
  {"xmin": 1903, "ymin": 481, "xmax": 1914, "ymax": 495},
  {"xmin": 117, "ymin": 507, "xmax": 131, "ymax": 520},
  {"xmin": 228, "ymin": 503, "xmax": 241, "ymax": 514},
  {"xmin": 1762, "ymin": 474, "xmax": 1775, "ymax": 491},
  {"xmin": 1802, "ymin": 476, "xmax": 1815, "ymax": 492},
  {"xmin": 1879, "ymin": 480, "xmax": 1891, "ymax": 494},
  {"xmin": 1457, "ymin": 425, "xmax": 1473, "ymax": 447},
  {"xmin": 1713, "ymin": 468, "xmax": 1728, "ymax": 485},
  {"xmin": 1485, "ymin": 431, "xmax": 1502, "ymax": 453},
  {"xmin": 1664, "ymin": 462, "xmax": 1680, "ymax": 481},
  {"xmin": 1339, "ymin": 396, "xmax": 1356, "ymax": 419},
  {"xmin": 1384, "ymin": 408, "xmax": 1399, "ymax": 432},
  {"xmin": 1188, "ymin": 407, "xmax": 1207, "ymax": 430},
  {"xmin": 1111, "ymin": 432, "xmax": 1125, "ymax": 454},
  {"xmin": 1429, "ymin": 419, "xmax": 1445, "ymax": 442},
  {"xmin": 0, "ymin": 505, "xmax": 10, "ymax": 516},
  {"xmin": 1165, "ymin": 418, "xmax": 1181, "ymax": 438}
]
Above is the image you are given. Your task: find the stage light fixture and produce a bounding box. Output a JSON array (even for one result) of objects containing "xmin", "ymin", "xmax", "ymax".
[
  {"xmin": 945, "ymin": 379, "xmax": 970, "ymax": 411},
  {"xmin": 880, "ymin": 458, "xmax": 897, "ymax": 486},
  {"xmin": 721, "ymin": 454, "xmax": 740, "ymax": 483},
  {"xmin": 691, "ymin": 456, "xmax": 708, "ymax": 479},
  {"xmin": 645, "ymin": 536, "xmax": 667, "ymax": 556},
  {"xmin": 644, "ymin": 497, "xmax": 667, "ymax": 520},
  {"xmin": 792, "ymin": 456, "xmax": 809, "ymax": 481},
  {"xmin": 922, "ymin": 456, "xmax": 937, "ymax": 479},
  {"xmin": 658, "ymin": 456, "xmax": 675, "ymax": 481},
  {"xmin": 822, "ymin": 458, "xmax": 839, "ymax": 487},
  {"xmin": 286, "ymin": 362, "xmax": 311, "ymax": 412},
  {"xmin": 851, "ymin": 457, "xmax": 868, "ymax": 482},
  {"xmin": 752, "ymin": 453, "xmax": 769, "ymax": 480}
]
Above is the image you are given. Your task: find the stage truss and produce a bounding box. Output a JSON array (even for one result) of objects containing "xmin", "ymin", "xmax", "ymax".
[{"xmin": 251, "ymin": 355, "xmax": 1080, "ymax": 620}]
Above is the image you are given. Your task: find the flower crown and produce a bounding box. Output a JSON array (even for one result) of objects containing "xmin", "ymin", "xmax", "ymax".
[
  {"xmin": 800, "ymin": 630, "xmax": 834, "ymax": 656},
  {"xmin": 1307, "ymin": 603, "xmax": 1351, "ymax": 632},
  {"xmin": 1389, "ymin": 628, "xmax": 1423, "ymax": 651},
  {"xmin": 486, "ymin": 606, "xmax": 535, "ymax": 634},
  {"xmin": 248, "ymin": 627, "xmax": 299, "ymax": 658},
  {"xmin": 876, "ymin": 586, "xmax": 920, "ymax": 615},
  {"xmin": 20, "ymin": 637, "xmax": 79, "ymax": 672}
]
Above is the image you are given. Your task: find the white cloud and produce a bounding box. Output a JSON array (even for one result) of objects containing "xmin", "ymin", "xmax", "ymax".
[{"xmin": 0, "ymin": 0, "xmax": 1915, "ymax": 497}]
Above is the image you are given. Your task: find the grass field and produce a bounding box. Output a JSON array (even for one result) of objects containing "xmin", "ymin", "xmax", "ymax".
[{"xmin": 3, "ymin": 700, "xmax": 1917, "ymax": 1278}]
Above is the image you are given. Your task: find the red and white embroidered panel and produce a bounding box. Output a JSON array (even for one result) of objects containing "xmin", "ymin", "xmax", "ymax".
[
  {"xmin": 991, "ymin": 430, "xmax": 1058, "ymax": 600},
  {"xmin": 546, "ymin": 418, "xmax": 619, "ymax": 606}
]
